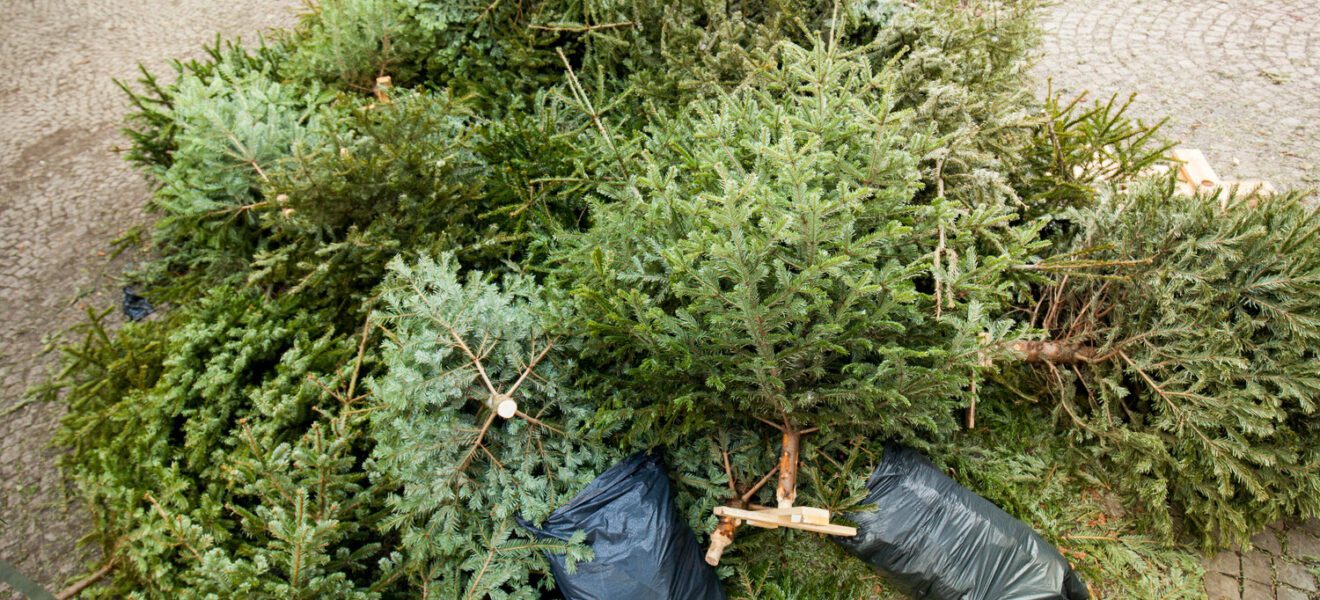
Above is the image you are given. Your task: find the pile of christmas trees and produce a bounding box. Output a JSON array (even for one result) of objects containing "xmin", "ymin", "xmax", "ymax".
[{"xmin": 40, "ymin": 0, "xmax": 1320, "ymax": 597}]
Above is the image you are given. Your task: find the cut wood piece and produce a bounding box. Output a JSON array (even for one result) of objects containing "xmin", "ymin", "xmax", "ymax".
[
  {"xmin": 1227, "ymin": 180, "xmax": 1276, "ymax": 196},
  {"xmin": 713, "ymin": 506, "xmax": 856, "ymax": 536},
  {"xmin": 705, "ymin": 530, "xmax": 732, "ymax": 566},
  {"xmin": 1171, "ymin": 148, "xmax": 1221, "ymax": 190},
  {"xmin": 488, "ymin": 393, "xmax": 517, "ymax": 419},
  {"xmin": 715, "ymin": 506, "xmax": 782, "ymax": 529},
  {"xmin": 374, "ymin": 76, "xmax": 393, "ymax": 103},
  {"xmin": 757, "ymin": 506, "xmax": 831, "ymax": 525},
  {"xmin": 778, "ymin": 520, "xmax": 858, "ymax": 536},
  {"xmin": 1215, "ymin": 180, "xmax": 1278, "ymax": 209},
  {"xmin": 776, "ymin": 428, "xmax": 801, "ymax": 509},
  {"xmin": 1175, "ymin": 180, "xmax": 1199, "ymax": 197}
]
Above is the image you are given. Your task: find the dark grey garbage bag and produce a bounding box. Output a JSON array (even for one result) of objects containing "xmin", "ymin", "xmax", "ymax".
[
  {"xmin": 834, "ymin": 443, "xmax": 1089, "ymax": 600},
  {"xmin": 519, "ymin": 452, "xmax": 726, "ymax": 600}
]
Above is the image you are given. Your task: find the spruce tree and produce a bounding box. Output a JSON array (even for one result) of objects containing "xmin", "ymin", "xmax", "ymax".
[
  {"xmin": 552, "ymin": 40, "xmax": 1046, "ymax": 563},
  {"xmin": 1006, "ymin": 183, "xmax": 1320, "ymax": 548},
  {"xmin": 370, "ymin": 254, "xmax": 622, "ymax": 596}
]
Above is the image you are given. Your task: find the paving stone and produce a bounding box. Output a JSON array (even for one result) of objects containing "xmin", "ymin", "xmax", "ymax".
[
  {"xmin": 1206, "ymin": 572, "xmax": 1242, "ymax": 600},
  {"xmin": 1242, "ymin": 551, "xmax": 1274, "ymax": 584},
  {"xmin": 1242, "ymin": 579, "xmax": 1274, "ymax": 600},
  {"xmin": 1254, "ymin": 530, "xmax": 1285, "ymax": 555},
  {"xmin": 1210, "ymin": 551, "xmax": 1243, "ymax": 576},
  {"xmin": 1289, "ymin": 529, "xmax": 1320, "ymax": 560},
  {"xmin": 1276, "ymin": 586, "xmax": 1309, "ymax": 600},
  {"xmin": 1277, "ymin": 561, "xmax": 1317, "ymax": 592}
]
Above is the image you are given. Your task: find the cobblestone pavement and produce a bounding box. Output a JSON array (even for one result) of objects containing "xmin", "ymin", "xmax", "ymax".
[
  {"xmin": 0, "ymin": 1, "xmax": 297, "ymax": 596},
  {"xmin": 1034, "ymin": 1, "xmax": 1320, "ymax": 599},
  {"xmin": 1034, "ymin": 0, "xmax": 1320, "ymax": 190}
]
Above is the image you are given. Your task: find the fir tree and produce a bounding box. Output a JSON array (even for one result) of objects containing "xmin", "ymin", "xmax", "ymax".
[
  {"xmin": 1008, "ymin": 183, "xmax": 1320, "ymax": 548},
  {"xmin": 370, "ymin": 254, "xmax": 621, "ymax": 596},
  {"xmin": 47, "ymin": 289, "xmax": 399, "ymax": 597},
  {"xmin": 551, "ymin": 41, "xmax": 1045, "ymax": 549}
]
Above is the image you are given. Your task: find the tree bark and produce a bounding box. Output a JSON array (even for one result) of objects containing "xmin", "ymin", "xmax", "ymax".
[
  {"xmin": 1011, "ymin": 340, "xmax": 1098, "ymax": 364},
  {"xmin": 776, "ymin": 427, "xmax": 801, "ymax": 509}
]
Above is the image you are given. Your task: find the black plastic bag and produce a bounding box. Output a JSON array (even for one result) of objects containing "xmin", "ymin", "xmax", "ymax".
[
  {"xmin": 520, "ymin": 452, "xmax": 726, "ymax": 600},
  {"xmin": 835, "ymin": 443, "xmax": 1089, "ymax": 600},
  {"xmin": 122, "ymin": 287, "xmax": 154, "ymax": 321}
]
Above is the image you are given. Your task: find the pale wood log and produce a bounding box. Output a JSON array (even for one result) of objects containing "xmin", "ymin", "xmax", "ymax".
[
  {"xmin": 1011, "ymin": 340, "xmax": 1097, "ymax": 364},
  {"xmin": 776, "ymin": 427, "xmax": 801, "ymax": 509}
]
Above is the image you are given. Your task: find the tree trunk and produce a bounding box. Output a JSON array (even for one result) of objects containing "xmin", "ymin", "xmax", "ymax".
[
  {"xmin": 776, "ymin": 427, "xmax": 801, "ymax": 509},
  {"xmin": 1011, "ymin": 340, "xmax": 1097, "ymax": 364}
]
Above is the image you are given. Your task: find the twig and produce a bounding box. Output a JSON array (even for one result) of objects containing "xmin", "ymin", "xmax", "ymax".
[
  {"xmin": 0, "ymin": 397, "xmax": 38, "ymax": 419},
  {"xmin": 144, "ymin": 494, "xmax": 204, "ymax": 562},
  {"xmin": 505, "ymin": 338, "xmax": 558, "ymax": 397},
  {"xmin": 513, "ymin": 410, "xmax": 564, "ymax": 435},
  {"xmin": 751, "ymin": 415, "xmax": 784, "ymax": 431},
  {"xmin": 347, "ymin": 313, "xmax": 373, "ymax": 401},
  {"xmin": 721, "ymin": 448, "xmax": 738, "ymax": 496},
  {"xmin": 933, "ymin": 156, "xmax": 948, "ymax": 318},
  {"xmin": 53, "ymin": 551, "xmax": 118, "ymax": 600},
  {"xmin": 206, "ymin": 200, "xmax": 270, "ymax": 217},
  {"xmin": 446, "ymin": 327, "xmax": 500, "ymax": 397},
  {"xmin": 555, "ymin": 47, "xmax": 630, "ymax": 178},
  {"xmin": 456, "ymin": 412, "xmax": 499, "ymax": 475},
  {"xmin": 740, "ymin": 465, "xmax": 780, "ymax": 503}
]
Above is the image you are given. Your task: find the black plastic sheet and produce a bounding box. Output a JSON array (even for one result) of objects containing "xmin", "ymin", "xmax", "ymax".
[
  {"xmin": 122, "ymin": 287, "xmax": 154, "ymax": 322},
  {"xmin": 835, "ymin": 443, "xmax": 1089, "ymax": 600},
  {"xmin": 520, "ymin": 452, "xmax": 726, "ymax": 600}
]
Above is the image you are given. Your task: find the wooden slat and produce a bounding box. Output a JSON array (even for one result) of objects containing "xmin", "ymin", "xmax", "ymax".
[
  {"xmin": 713, "ymin": 506, "xmax": 856, "ymax": 536},
  {"xmin": 756, "ymin": 506, "xmax": 831, "ymax": 525},
  {"xmin": 1171, "ymin": 148, "xmax": 1221, "ymax": 190},
  {"xmin": 780, "ymin": 520, "xmax": 858, "ymax": 536},
  {"xmin": 1228, "ymin": 180, "xmax": 1276, "ymax": 196}
]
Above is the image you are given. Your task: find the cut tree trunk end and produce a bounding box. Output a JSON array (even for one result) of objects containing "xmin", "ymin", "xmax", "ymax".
[
  {"xmin": 704, "ymin": 498, "xmax": 746, "ymax": 566},
  {"xmin": 488, "ymin": 393, "xmax": 517, "ymax": 419}
]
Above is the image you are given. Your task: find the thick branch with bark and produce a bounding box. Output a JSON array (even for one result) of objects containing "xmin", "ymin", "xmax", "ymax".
[
  {"xmin": 1011, "ymin": 340, "xmax": 1098, "ymax": 364},
  {"xmin": 776, "ymin": 427, "xmax": 801, "ymax": 509}
]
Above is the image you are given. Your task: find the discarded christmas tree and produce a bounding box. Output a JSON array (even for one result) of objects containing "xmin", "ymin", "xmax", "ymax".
[
  {"xmin": 552, "ymin": 38, "xmax": 1046, "ymax": 564},
  {"xmin": 1004, "ymin": 182, "xmax": 1320, "ymax": 549}
]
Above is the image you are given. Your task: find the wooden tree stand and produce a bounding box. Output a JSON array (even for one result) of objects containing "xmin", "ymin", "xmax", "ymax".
[{"xmin": 705, "ymin": 425, "xmax": 857, "ymax": 566}]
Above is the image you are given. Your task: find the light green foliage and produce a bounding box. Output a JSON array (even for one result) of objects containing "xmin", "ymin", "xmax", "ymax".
[
  {"xmin": 1015, "ymin": 92, "xmax": 1173, "ymax": 217},
  {"xmin": 371, "ymin": 254, "xmax": 622, "ymax": 596},
  {"xmin": 147, "ymin": 61, "xmax": 330, "ymax": 290},
  {"xmin": 555, "ymin": 42, "xmax": 1041, "ymax": 448},
  {"xmin": 48, "ymin": 289, "xmax": 397, "ymax": 597},
  {"xmin": 874, "ymin": 0, "xmax": 1039, "ymax": 205},
  {"xmin": 148, "ymin": 401, "xmax": 393, "ymax": 600},
  {"xmin": 287, "ymin": 0, "xmax": 420, "ymax": 90},
  {"xmin": 1017, "ymin": 184, "xmax": 1320, "ymax": 548},
  {"xmin": 116, "ymin": 40, "xmax": 290, "ymax": 173}
]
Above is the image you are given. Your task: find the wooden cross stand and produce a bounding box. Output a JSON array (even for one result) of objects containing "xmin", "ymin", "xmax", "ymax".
[
  {"xmin": 704, "ymin": 423, "xmax": 857, "ymax": 566},
  {"xmin": 1169, "ymin": 147, "xmax": 1275, "ymax": 209}
]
